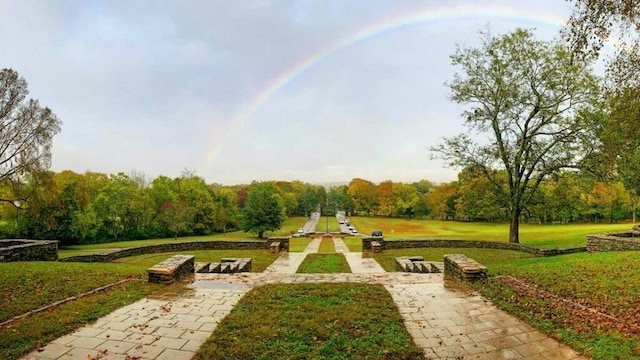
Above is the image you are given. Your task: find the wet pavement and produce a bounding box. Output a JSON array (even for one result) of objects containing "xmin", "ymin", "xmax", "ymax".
[{"xmin": 22, "ymin": 236, "xmax": 588, "ymax": 359}]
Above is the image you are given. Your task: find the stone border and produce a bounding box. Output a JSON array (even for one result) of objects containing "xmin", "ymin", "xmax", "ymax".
[
  {"xmin": 60, "ymin": 239, "xmax": 289, "ymax": 263},
  {"xmin": 0, "ymin": 278, "xmax": 141, "ymax": 329},
  {"xmin": 586, "ymin": 228, "xmax": 640, "ymax": 252},
  {"xmin": 361, "ymin": 237, "xmax": 585, "ymax": 256},
  {"xmin": 0, "ymin": 239, "xmax": 58, "ymax": 262}
]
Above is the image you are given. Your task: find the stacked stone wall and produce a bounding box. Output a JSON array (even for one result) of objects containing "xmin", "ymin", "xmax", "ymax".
[
  {"xmin": 362, "ymin": 237, "xmax": 584, "ymax": 256},
  {"xmin": 587, "ymin": 231, "xmax": 640, "ymax": 252},
  {"xmin": 0, "ymin": 239, "xmax": 58, "ymax": 262},
  {"xmin": 60, "ymin": 239, "xmax": 287, "ymax": 263}
]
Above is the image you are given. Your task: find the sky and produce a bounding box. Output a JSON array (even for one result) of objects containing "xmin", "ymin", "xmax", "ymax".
[{"xmin": 0, "ymin": 0, "xmax": 587, "ymax": 185}]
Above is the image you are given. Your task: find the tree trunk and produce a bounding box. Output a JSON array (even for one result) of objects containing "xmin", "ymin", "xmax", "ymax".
[
  {"xmin": 258, "ymin": 230, "xmax": 264, "ymax": 239},
  {"xmin": 509, "ymin": 211, "xmax": 520, "ymax": 243}
]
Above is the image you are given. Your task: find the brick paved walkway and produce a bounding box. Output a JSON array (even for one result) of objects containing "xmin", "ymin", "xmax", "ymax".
[{"xmin": 22, "ymin": 237, "xmax": 589, "ymax": 360}]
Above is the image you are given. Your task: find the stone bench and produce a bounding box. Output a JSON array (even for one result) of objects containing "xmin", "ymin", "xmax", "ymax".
[
  {"xmin": 371, "ymin": 241, "xmax": 382, "ymax": 253},
  {"xmin": 270, "ymin": 241, "xmax": 281, "ymax": 253},
  {"xmin": 443, "ymin": 254, "xmax": 487, "ymax": 281},
  {"xmin": 395, "ymin": 256, "xmax": 442, "ymax": 273},
  {"xmin": 147, "ymin": 254, "xmax": 195, "ymax": 284}
]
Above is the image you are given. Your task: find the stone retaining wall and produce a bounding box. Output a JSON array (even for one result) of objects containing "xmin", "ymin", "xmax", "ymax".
[
  {"xmin": 587, "ymin": 230, "xmax": 640, "ymax": 252},
  {"xmin": 0, "ymin": 239, "xmax": 58, "ymax": 262},
  {"xmin": 60, "ymin": 239, "xmax": 287, "ymax": 263},
  {"xmin": 361, "ymin": 237, "xmax": 585, "ymax": 257}
]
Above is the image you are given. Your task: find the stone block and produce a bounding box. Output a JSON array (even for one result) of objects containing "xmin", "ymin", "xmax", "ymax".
[
  {"xmin": 443, "ymin": 254, "xmax": 487, "ymax": 281},
  {"xmin": 147, "ymin": 255, "xmax": 195, "ymax": 284}
]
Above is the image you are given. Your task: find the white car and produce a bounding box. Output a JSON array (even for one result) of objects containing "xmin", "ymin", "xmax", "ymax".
[{"xmin": 297, "ymin": 228, "xmax": 304, "ymax": 234}]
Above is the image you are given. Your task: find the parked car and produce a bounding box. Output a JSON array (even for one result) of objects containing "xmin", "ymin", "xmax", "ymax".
[
  {"xmin": 298, "ymin": 228, "xmax": 304, "ymax": 234},
  {"xmin": 372, "ymin": 230, "xmax": 383, "ymax": 237}
]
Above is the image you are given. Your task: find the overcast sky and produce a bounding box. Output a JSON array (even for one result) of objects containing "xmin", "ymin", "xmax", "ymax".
[{"xmin": 0, "ymin": 0, "xmax": 585, "ymax": 185}]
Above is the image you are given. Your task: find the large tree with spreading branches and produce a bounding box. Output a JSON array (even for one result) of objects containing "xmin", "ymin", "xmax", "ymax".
[{"xmin": 432, "ymin": 29, "xmax": 600, "ymax": 243}]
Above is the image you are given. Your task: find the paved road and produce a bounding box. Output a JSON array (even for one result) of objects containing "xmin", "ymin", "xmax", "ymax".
[{"xmin": 301, "ymin": 212, "xmax": 320, "ymax": 234}]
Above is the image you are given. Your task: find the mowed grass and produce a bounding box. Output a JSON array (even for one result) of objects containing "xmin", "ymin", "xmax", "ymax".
[
  {"xmin": 318, "ymin": 238, "xmax": 335, "ymax": 252},
  {"xmin": 297, "ymin": 254, "xmax": 351, "ymax": 273},
  {"xmin": 0, "ymin": 262, "xmax": 148, "ymax": 323},
  {"xmin": 59, "ymin": 216, "xmax": 310, "ymax": 257},
  {"xmin": 348, "ymin": 217, "xmax": 633, "ymax": 248},
  {"xmin": 113, "ymin": 249, "xmax": 279, "ymax": 272},
  {"xmin": 0, "ymin": 261, "xmax": 160, "ymax": 359},
  {"xmin": 470, "ymin": 251, "xmax": 640, "ymax": 359},
  {"xmin": 373, "ymin": 248, "xmax": 535, "ymax": 273},
  {"xmin": 342, "ymin": 237, "xmax": 363, "ymax": 252},
  {"xmin": 196, "ymin": 283, "xmax": 423, "ymax": 360},
  {"xmin": 289, "ymin": 237, "xmax": 312, "ymax": 252},
  {"xmin": 316, "ymin": 215, "xmax": 341, "ymax": 232}
]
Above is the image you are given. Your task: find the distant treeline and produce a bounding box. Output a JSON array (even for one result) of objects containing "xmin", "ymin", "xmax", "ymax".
[{"xmin": 0, "ymin": 168, "xmax": 634, "ymax": 245}]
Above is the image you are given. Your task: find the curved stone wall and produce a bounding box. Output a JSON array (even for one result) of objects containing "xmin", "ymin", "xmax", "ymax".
[
  {"xmin": 361, "ymin": 237, "xmax": 585, "ymax": 256},
  {"xmin": 0, "ymin": 239, "xmax": 58, "ymax": 262},
  {"xmin": 60, "ymin": 239, "xmax": 288, "ymax": 263},
  {"xmin": 586, "ymin": 229, "xmax": 640, "ymax": 252}
]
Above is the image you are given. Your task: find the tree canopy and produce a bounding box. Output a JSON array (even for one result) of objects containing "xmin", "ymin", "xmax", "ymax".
[
  {"xmin": 432, "ymin": 28, "xmax": 600, "ymax": 243},
  {"xmin": 0, "ymin": 68, "xmax": 61, "ymax": 203},
  {"xmin": 241, "ymin": 181, "xmax": 286, "ymax": 238}
]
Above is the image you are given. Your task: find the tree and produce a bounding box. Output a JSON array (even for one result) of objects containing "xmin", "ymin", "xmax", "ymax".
[
  {"xmin": 599, "ymin": 89, "xmax": 640, "ymax": 222},
  {"xmin": 347, "ymin": 178, "xmax": 377, "ymax": 215},
  {"xmin": 391, "ymin": 182, "xmax": 420, "ymax": 218},
  {"xmin": 376, "ymin": 180, "xmax": 394, "ymax": 216},
  {"xmin": 432, "ymin": 29, "xmax": 600, "ymax": 243},
  {"xmin": 0, "ymin": 69, "xmax": 61, "ymax": 203},
  {"xmin": 424, "ymin": 182, "xmax": 457, "ymax": 220},
  {"xmin": 212, "ymin": 187, "xmax": 238, "ymax": 232},
  {"xmin": 566, "ymin": 0, "xmax": 640, "ymax": 89},
  {"xmin": 241, "ymin": 181, "xmax": 286, "ymax": 238}
]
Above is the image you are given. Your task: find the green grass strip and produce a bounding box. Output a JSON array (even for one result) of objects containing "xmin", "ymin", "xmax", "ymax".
[
  {"xmin": 318, "ymin": 238, "xmax": 335, "ymax": 253},
  {"xmin": 297, "ymin": 254, "xmax": 351, "ymax": 273},
  {"xmin": 0, "ymin": 282, "xmax": 158, "ymax": 360},
  {"xmin": 113, "ymin": 249, "xmax": 279, "ymax": 271},
  {"xmin": 197, "ymin": 283, "xmax": 422, "ymax": 360},
  {"xmin": 0, "ymin": 262, "xmax": 147, "ymax": 322}
]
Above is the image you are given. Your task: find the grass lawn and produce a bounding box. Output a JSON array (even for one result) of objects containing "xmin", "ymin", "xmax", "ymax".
[
  {"xmin": 372, "ymin": 248, "xmax": 535, "ymax": 273},
  {"xmin": 318, "ymin": 238, "xmax": 335, "ymax": 252},
  {"xmin": 59, "ymin": 216, "xmax": 310, "ymax": 258},
  {"xmin": 113, "ymin": 249, "xmax": 279, "ymax": 272},
  {"xmin": 316, "ymin": 215, "xmax": 340, "ymax": 232},
  {"xmin": 471, "ymin": 251, "xmax": 640, "ymax": 360},
  {"xmin": 342, "ymin": 236, "xmax": 362, "ymax": 252},
  {"xmin": 196, "ymin": 283, "xmax": 422, "ymax": 360},
  {"xmin": 0, "ymin": 261, "xmax": 161, "ymax": 359},
  {"xmin": 289, "ymin": 237, "xmax": 312, "ymax": 252},
  {"xmin": 348, "ymin": 217, "xmax": 633, "ymax": 248},
  {"xmin": 0, "ymin": 262, "xmax": 148, "ymax": 323},
  {"xmin": 297, "ymin": 254, "xmax": 351, "ymax": 273}
]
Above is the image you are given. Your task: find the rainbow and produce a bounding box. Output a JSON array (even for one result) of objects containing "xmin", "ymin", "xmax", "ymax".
[{"xmin": 202, "ymin": 4, "xmax": 574, "ymax": 167}]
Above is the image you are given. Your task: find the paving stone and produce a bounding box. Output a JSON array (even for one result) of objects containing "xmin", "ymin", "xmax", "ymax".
[
  {"xmin": 55, "ymin": 347, "xmax": 103, "ymax": 360},
  {"xmin": 431, "ymin": 344, "xmax": 469, "ymax": 358},
  {"xmin": 153, "ymin": 336, "xmax": 188, "ymax": 350},
  {"xmin": 155, "ymin": 348, "xmax": 196, "ymax": 360},
  {"xmin": 96, "ymin": 339, "xmax": 137, "ymax": 354},
  {"xmin": 180, "ymin": 339, "xmax": 203, "ymax": 352},
  {"xmin": 151, "ymin": 326, "xmax": 185, "ymax": 338},
  {"xmin": 27, "ymin": 343, "xmax": 69, "ymax": 359},
  {"xmin": 68, "ymin": 336, "xmax": 106, "ymax": 349},
  {"xmin": 123, "ymin": 344, "xmax": 165, "ymax": 359}
]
